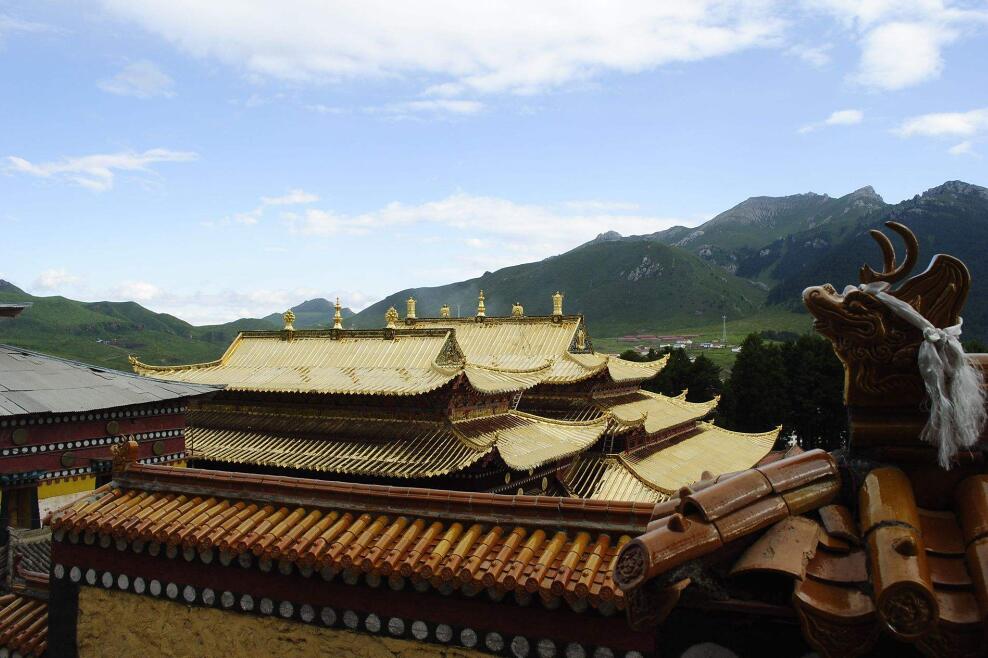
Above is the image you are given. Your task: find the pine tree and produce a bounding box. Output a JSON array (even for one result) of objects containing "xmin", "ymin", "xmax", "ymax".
[
  {"xmin": 716, "ymin": 334, "xmax": 787, "ymax": 432},
  {"xmin": 647, "ymin": 348, "xmax": 692, "ymax": 396},
  {"xmin": 685, "ymin": 354, "xmax": 721, "ymax": 402},
  {"xmin": 781, "ymin": 335, "xmax": 848, "ymax": 450}
]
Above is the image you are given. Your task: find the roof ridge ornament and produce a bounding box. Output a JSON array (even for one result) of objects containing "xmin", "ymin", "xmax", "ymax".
[
  {"xmin": 333, "ymin": 298, "xmax": 343, "ymax": 330},
  {"xmin": 512, "ymin": 302, "xmax": 523, "ymax": 317},
  {"xmin": 803, "ymin": 221, "xmax": 984, "ymax": 468},
  {"xmin": 553, "ymin": 291, "xmax": 563, "ymax": 317},
  {"xmin": 440, "ymin": 304, "xmax": 451, "ymax": 319},
  {"xmin": 477, "ymin": 290, "xmax": 486, "ymax": 318},
  {"xmin": 406, "ymin": 296, "xmax": 417, "ymax": 321},
  {"xmin": 282, "ymin": 309, "xmax": 295, "ymax": 331},
  {"xmin": 385, "ymin": 306, "xmax": 399, "ymax": 329}
]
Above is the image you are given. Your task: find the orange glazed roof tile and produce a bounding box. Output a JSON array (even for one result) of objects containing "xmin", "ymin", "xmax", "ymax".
[
  {"xmin": 50, "ymin": 462, "xmax": 664, "ymax": 611},
  {"xmin": 0, "ymin": 591, "xmax": 47, "ymax": 658}
]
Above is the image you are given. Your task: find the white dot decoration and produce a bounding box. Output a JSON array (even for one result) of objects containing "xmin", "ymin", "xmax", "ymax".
[
  {"xmin": 166, "ymin": 583, "xmax": 179, "ymax": 599},
  {"xmin": 279, "ymin": 601, "xmax": 293, "ymax": 618},
  {"xmin": 436, "ymin": 624, "xmax": 453, "ymax": 643},
  {"xmin": 183, "ymin": 547, "xmax": 196, "ymax": 562},
  {"xmin": 260, "ymin": 598, "xmax": 274, "ymax": 615},
  {"xmin": 487, "ymin": 633, "xmax": 506, "ymax": 652},
  {"xmin": 300, "ymin": 605, "xmax": 315, "ymax": 623},
  {"xmin": 320, "ymin": 607, "xmax": 337, "ymax": 626},
  {"xmin": 117, "ymin": 574, "xmax": 129, "ymax": 590},
  {"xmin": 343, "ymin": 610, "xmax": 359, "ymax": 629},
  {"xmin": 134, "ymin": 578, "xmax": 146, "ymax": 594},
  {"xmin": 221, "ymin": 592, "xmax": 235, "ymax": 609},
  {"xmin": 565, "ymin": 644, "xmax": 586, "ymax": 658},
  {"xmin": 53, "ymin": 564, "xmax": 65, "ymax": 580},
  {"xmin": 238, "ymin": 553, "xmax": 252, "ymax": 569},
  {"xmin": 537, "ymin": 639, "xmax": 558, "ymax": 658},
  {"xmin": 460, "ymin": 628, "xmax": 478, "ymax": 647},
  {"xmin": 365, "ymin": 613, "xmax": 381, "ymax": 633},
  {"xmin": 592, "ymin": 649, "xmax": 614, "ymax": 658},
  {"xmin": 85, "ymin": 569, "xmax": 97, "ymax": 586},
  {"xmin": 512, "ymin": 636, "xmax": 532, "ymax": 657},
  {"xmin": 183, "ymin": 586, "xmax": 196, "ymax": 603},
  {"xmin": 388, "ymin": 618, "xmax": 404, "ymax": 636},
  {"xmin": 202, "ymin": 589, "xmax": 216, "ymax": 606},
  {"xmin": 149, "ymin": 580, "xmax": 162, "ymax": 596},
  {"xmin": 69, "ymin": 567, "xmax": 81, "ymax": 583},
  {"xmin": 259, "ymin": 558, "xmax": 272, "ymax": 573},
  {"xmin": 240, "ymin": 595, "xmax": 254, "ymax": 611},
  {"xmin": 411, "ymin": 621, "xmax": 428, "ymax": 640},
  {"xmin": 624, "ymin": 652, "xmax": 644, "ymax": 658}
]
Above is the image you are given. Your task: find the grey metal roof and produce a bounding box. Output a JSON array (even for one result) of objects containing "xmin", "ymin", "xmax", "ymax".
[
  {"xmin": 0, "ymin": 344, "xmax": 218, "ymax": 417},
  {"xmin": 0, "ymin": 303, "xmax": 29, "ymax": 318}
]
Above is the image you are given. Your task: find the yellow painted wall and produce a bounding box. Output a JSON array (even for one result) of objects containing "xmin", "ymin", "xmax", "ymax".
[
  {"xmin": 38, "ymin": 476, "xmax": 96, "ymax": 500},
  {"xmin": 77, "ymin": 588, "xmax": 492, "ymax": 658}
]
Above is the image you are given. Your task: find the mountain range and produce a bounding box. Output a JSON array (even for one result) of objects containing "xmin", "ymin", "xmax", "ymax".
[{"xmin": 2, "ymin": 180, "xmax": 985, "ymax": 370}]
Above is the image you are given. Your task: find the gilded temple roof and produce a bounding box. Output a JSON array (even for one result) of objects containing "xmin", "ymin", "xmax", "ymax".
[
  {"xmin": 595, "ymin": 390, "xmax": 718, "ymax": 434},
  {"xmin": 563, "ymin": 421, "xmax": 780, "ymax": 502},
  {"xmin": 129, "ymin": 318, "xmax": 666, "ymax": 395},
  {"xmin": 187, "ymin": 407, "xmax": 608, "ymax": 476}
]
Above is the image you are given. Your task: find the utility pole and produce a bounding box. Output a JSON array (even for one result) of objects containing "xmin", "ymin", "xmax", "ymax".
[{"xmin": 722, "ymin": 315, "xmax": 727, "ymax": 344}]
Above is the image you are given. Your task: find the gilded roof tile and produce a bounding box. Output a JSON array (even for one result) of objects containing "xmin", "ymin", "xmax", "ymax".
[
  {"xmin": 131, "ymin": 330, "xmax": 461, "ymax": 396},
  {"xmin": 562, "ymin": 455, "xmax": 668, "ymax": 504},
  {"xmin": 596, "ymin": 390, "xmax": 717, "ymax": 434},
  {"xmin": 621, "ymin": 422, "xmax": 779, "ymax": 494}
]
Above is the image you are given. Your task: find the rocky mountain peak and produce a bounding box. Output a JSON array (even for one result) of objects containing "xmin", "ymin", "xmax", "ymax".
[
  {"xmin": 921, "ymin": 180, "xmax": 988, "ymax": 200},
  {"xmin": 592, "ymin": 230, "xmax": 624, "ymax": 242}
]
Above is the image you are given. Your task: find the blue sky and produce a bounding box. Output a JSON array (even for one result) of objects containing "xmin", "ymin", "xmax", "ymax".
[{"xmin": 1, "ymin": 1, "xmax": 986, "ymax": 323}]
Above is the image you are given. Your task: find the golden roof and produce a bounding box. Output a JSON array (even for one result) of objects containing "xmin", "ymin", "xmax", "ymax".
[
  {"xmin": 562, "ymin": 422, "xmax": 780, "ymax": 502},
  {"xmin": 131, "ymin": 316, "xmax": 667, "ymax": 395},
  {"xmin": 129, "ymin": 329, "xmax": 463, "ymax": 396},
  {"xmin": 187, "ymin": 407, "xmax": 607, "ymax": 476},
  {"xmin": 621, "ymin": 422, "xmax": 779, "ymax": 494},
  {"xmin": 596, "ymin": 390, "xmax": 718, "ymax": 434}
]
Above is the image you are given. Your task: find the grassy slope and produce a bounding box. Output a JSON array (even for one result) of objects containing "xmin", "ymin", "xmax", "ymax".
[{"xmin": 351, "ymin": 240, "xmax": 767, "ymax": 336}]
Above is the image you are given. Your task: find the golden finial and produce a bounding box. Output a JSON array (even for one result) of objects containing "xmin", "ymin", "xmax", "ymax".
[
  {"xmin": 406, "ymin": 296, "xmax": 417, "ymax": 320},
  {"xmin": 440, "ymin": 304, "xmax": 451, "ymax": 318},
  {"xmin": 511, "ymin": 302, "xmax": 523, "ymax": 317},
  {"xmin": 576, "ymin": 327, "xmax": 586, "ymax": 350},
  {"xmin": 385, "ymin": 306, "xmax": 399, "ymax": 329},
  {"xmin": 477, "ymin": 290, "xmax": 486, "ymax": 317},
  {"xmin": 333, "ymin": 297, "xmax": 343, "ymax": 329},
  {"xmin": 283, "ymin": 309, "xmax": 296, "ymax": 331},
  {"xmin": 552, "ymin": 291, "xmax": 563, "ymax": 316}
]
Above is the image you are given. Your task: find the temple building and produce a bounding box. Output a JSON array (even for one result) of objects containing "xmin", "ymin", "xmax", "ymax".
[{"xmin": 129, "ymin": 293, "xmax": 777, "ymax": 498}]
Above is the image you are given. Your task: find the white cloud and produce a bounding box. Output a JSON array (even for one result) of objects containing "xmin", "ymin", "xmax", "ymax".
[
  {"xmin": 98, "ymin": 60, "xmax": 175, "ymax": 98},
  {"xmin": 0, "ymin": 14, "xmax": 59, "ymax": 38},
  {"xmin": 375, "ymin": 99, "xmax": 484, "ymax": 117},
  {"xmin": 798, "ymin": 108, "xmax": 863, "ymax": 133},
  {"xmin": 895, "ymin": 108, "xmax": 988, "ymax": 137},
  {"xmin": 113, "ymin": 280, "xmax": 161, "ymax": 301},
  {"xmin": 136, "ymin": 287, "xmax": 374, "ymax": 324},
  {"xmin": 5, "ymin": 148, "xmax": 197, "ymax": 191},
  {"xmin": 261, "ymin": 189, "xmax": 319, "ymax": 205},
  {"xmin": 34, "ymin": 269, "xmax": 80, "ymax": 291},
  {"xmin": 786, "ymin": 43, "xmax": 832, "ymax": 67},
  {"xmin": 948, "ymin": 141, "xmax": 977, "ymax": 157},
  {"xmin": 98, "ymin": 1, "xmax": 786, "ymax": 96},
  {"xmin": 806, "ymin": 1, "xmax": 988, "ymax": 91},
  {"xmin": 282, "ymin": 193, "xmax": 696, "ymax": 266}
]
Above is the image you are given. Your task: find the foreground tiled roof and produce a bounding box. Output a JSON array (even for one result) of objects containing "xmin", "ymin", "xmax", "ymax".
[
  {"xmin": 188, "ymin": 407, "xmax": 608, "ymax": 477},
  {"xmin": 0, "ymin": 344, "xmax": 216, "ymax": 417},
  {"xmin": 130, "ymin": 330, "xmax": 463, "ymax": 396},
  {"xmin": 50, "ymin": 462, "xmax": 661, "ymax": 611},
  {"xmin": 0, "ymin": 591, "xmax": 47, "ymax": 657}
]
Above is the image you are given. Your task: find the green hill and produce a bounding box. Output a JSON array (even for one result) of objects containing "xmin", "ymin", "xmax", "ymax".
[
  {"xmin": 350, "ymin": 240, "xmax": 767, "ymax": 336},
  {"xmin": 260, "ymin": 298, "xmax": 355, "ymax": 329}
]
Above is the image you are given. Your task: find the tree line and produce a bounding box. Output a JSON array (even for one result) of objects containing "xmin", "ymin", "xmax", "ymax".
[{"xmin": 621, "ymin": 332, "xmax": 849, "ymax": 452}]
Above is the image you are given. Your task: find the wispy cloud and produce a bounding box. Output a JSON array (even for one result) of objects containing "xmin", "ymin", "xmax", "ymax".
[
  {"xmin": 261, "ymin": 189, "xmax": 319, "ymax": 205},
  {"xmin": 895, "ymin": 108, "xmax": 988, "ymax": 137},
  {"xmin": 807, "ymin": 1, "xmax": 988, "ymax": 91},
  {"xmin": 798, "ymin": 109, "xmax": 863, "ymax": 134},
  {"xmin": 34, "ymin": 269, "xmax": 80, "ymax": 291},
  {"xmin": 98, "ymin": 60, "xmax": 175, "ymax": 99},
  {"xmin": 4, "ymin": 148, "xmax": 197, "ymax": 191},
  {"xmin": 948, "ymin": 141, "xmax": 977, "ymax": 157},
  {"xmin": 0, "ymin": 13, "xmax": 60, "ymax": 38},
  {"xmin": 204, "ymin": 188, "xmax": 318, "ymax": 228},
  {"xmin": 786, "ymin": 43, "xmax": 832, "ymax": 68},
  {"xmin": 99, "ymin": 1, "xmax": 786, "ymax": 97}
]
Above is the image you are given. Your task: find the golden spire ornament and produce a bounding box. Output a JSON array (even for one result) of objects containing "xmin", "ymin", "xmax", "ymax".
[
  {"xmin": 440, "ymin": 304, "xmax": 451, "ymax": 318},
  {"xmin": 552, "ymin": 291, "xmax": 564, "ymax": 316},
  {"xmin": 333, "ymin": 297, "xmax": 343, "ymax": 329},
  {"xmin": 477, "ymin": 290, "xmax": 486, "ymax": 317},
  {"xmin": 512, "ymin": 302, "xmax": 524, "ymax": 317},
  {"xmin": 283, "ymin": 309, "xmax": 296, "ymax": 331},
  {"xmin": 406, "ymin": 296, "xmax": 417, "ymax": 320},
  {"xmin": 385, "ymin": 306, "xmax": 399, "ymax": 329}
]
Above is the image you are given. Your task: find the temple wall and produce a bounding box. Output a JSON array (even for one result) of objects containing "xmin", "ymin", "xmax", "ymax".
[{"xmin": 76, "ymin": 587, "xmax": 491, "ymax": 658}]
